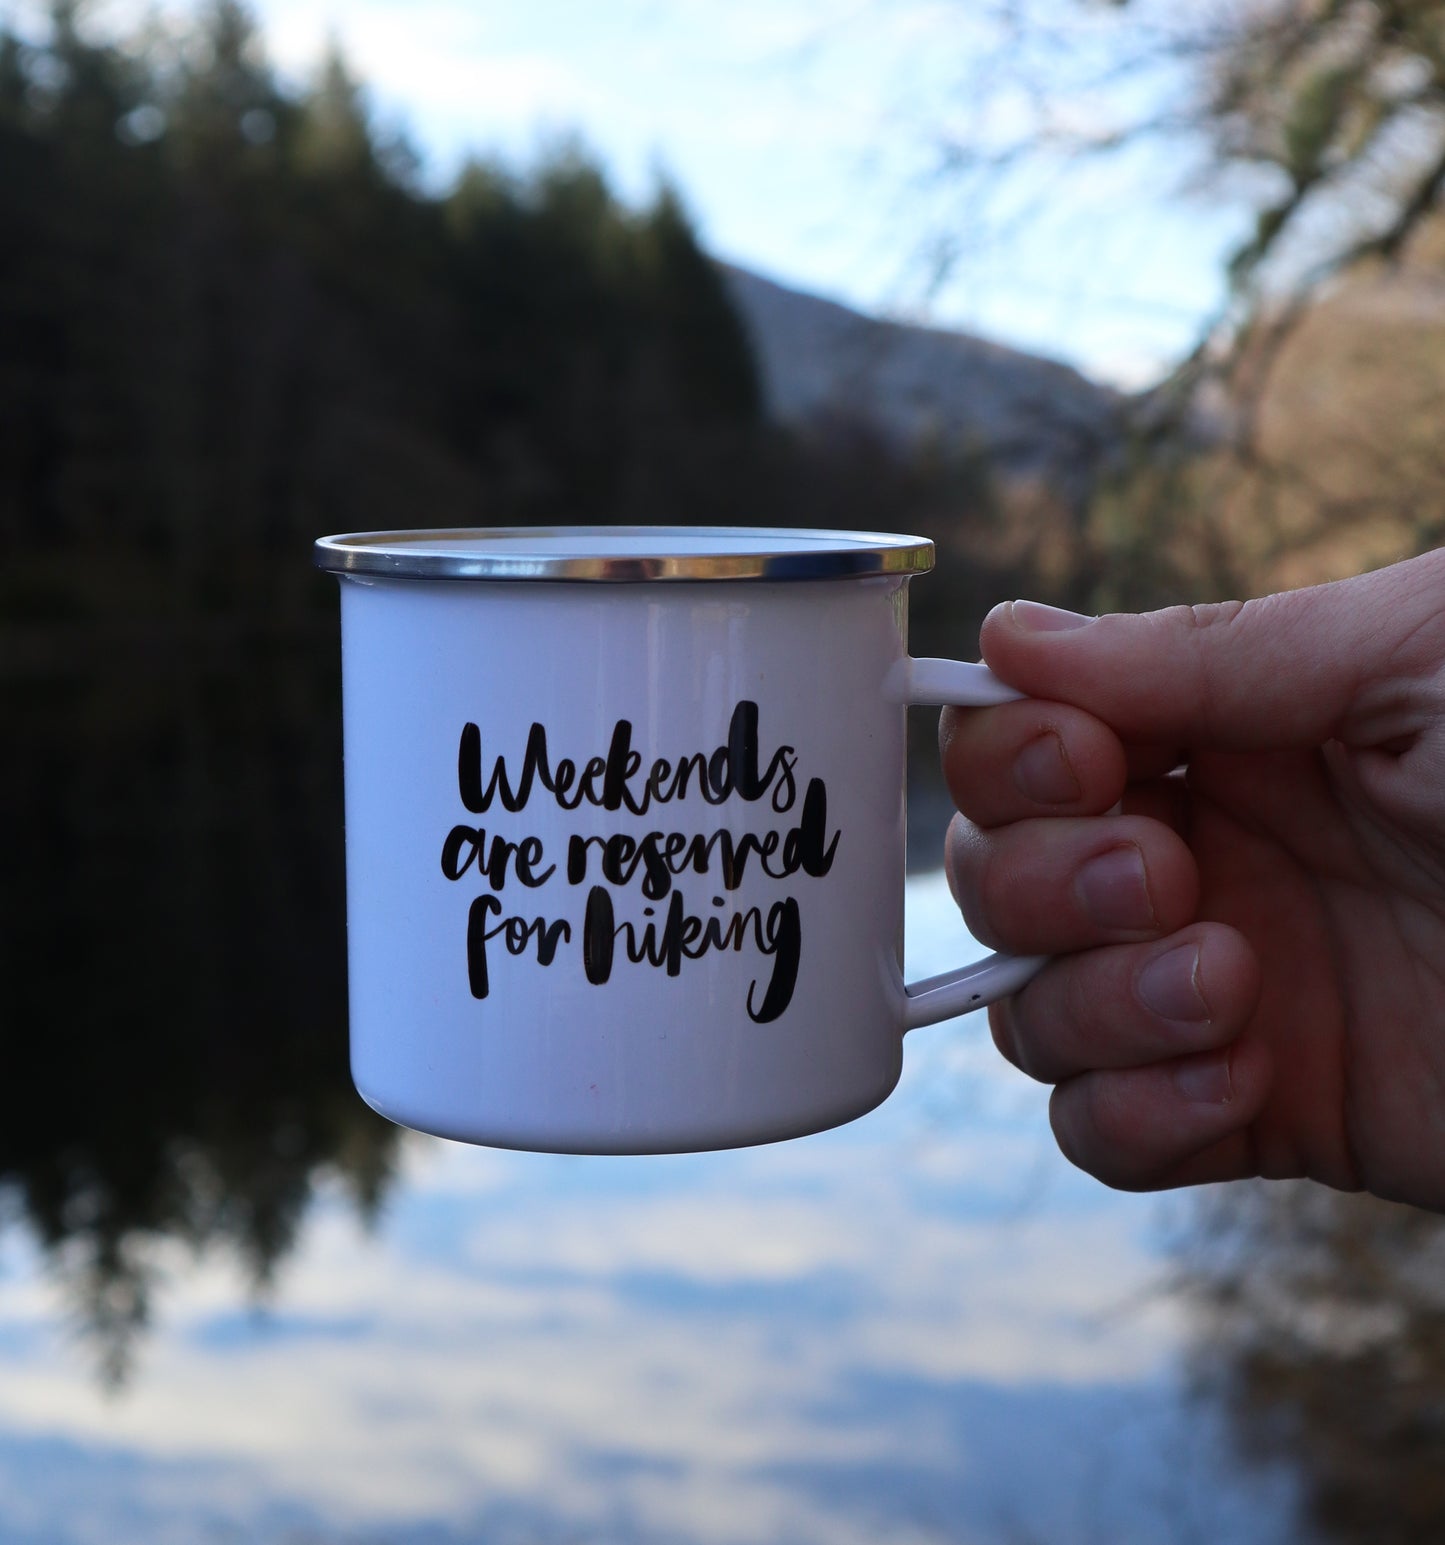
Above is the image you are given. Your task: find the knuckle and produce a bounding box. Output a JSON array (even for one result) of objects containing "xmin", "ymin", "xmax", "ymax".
[
  {"xmin": 988, "ymin": 1002, "xmax": 1027, "ymax": 1075},
  {"xmin": 950, "ymin": 825, "xmax": 1005, "ymax": 948},
  {"xmin": 1083, "ymin": 1074, "xmax": 1137, "ymax": 1157},
  {"xmin": 1151, "ymin": 597, "xmax": 1255, "ymax": 741},
  {"xmin": 1052, "ymin": 1076, "xmax": 1155, "ymax": 1192},
  {"xmin": 1048, "ymin": 1084, "xmax": 1090, "ymax": 1174},
  {"xmin": 1182, "ymin": 599, "xmax": 1247, "ymax": 631},
  {"xmin": 939, "ymin": 725, "xmax": 988, "ymax": 817},
  {"xmin": 1058, "ymin": 958, "xmax": 1101, "ymax": 1056},
  {"xmin": 1008, "ymin": 966, "xmax": 1076, "ymax": 1084},
  {"xmin": 972, "ymin": 842, "xmax": 1018, "ymax": 949}
]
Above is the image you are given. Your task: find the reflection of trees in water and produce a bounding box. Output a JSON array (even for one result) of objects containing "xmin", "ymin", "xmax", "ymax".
[
  {"xmin": 0, "ymin": 638, "xmax": 401, "ymax": 1384},
  {"xmin": 0, "ymin": 0, "xmax": 1067, "ymax": 1393},
  {"xmin": 1178, "ymin": 1181, "xmax": 1445, "ymax": 1544}
]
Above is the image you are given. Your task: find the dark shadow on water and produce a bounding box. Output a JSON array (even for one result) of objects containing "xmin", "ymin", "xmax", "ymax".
[
  {"xmin": 1175, "ymin": 1181, "xmax": 1445, "ymax": 1544},
  {"xmin": 0, "ymin": 627, "xmax": 401, "ymax": 1385},
  {"xmin": 0, "ymin": 617, "xmax": 953, "ymax": 1390}
]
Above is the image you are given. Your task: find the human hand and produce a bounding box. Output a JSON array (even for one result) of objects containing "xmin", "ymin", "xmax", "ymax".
[{"xmin": 940, "ymin": 548, "xmax": 1445, "ymax": 1211}]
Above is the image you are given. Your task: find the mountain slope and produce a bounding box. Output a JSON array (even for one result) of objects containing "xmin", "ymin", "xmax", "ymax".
[{"xmin": 719, "ymin": 264, "xmax": 1124, "ymax": 495}]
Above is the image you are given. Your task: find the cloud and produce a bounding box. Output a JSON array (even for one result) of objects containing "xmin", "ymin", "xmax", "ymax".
[
  {"xmin": 0, "ymin": 874, "xmax": 1230, "ymax": 1544},
  {"xmin": 0, "ymin": 1136, "xmax": 1180, "ymax": 1537},
  {"xmin": 255, "ymin": 0, "xmax": 610, "ymax": 168}
]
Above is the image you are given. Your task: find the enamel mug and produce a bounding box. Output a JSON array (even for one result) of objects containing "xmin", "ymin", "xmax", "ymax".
[{"xmin": 313, "ymin": 527, "xmax": 1044, "ymax": 1154}]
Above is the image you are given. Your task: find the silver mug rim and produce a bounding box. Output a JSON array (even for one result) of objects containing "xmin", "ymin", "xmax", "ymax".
[{"xmin": 312, "ymin": 525, "xmax": 936, "ymax": 583}]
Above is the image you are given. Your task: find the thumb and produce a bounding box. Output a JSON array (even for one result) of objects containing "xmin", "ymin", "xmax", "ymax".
[{"xmin": 978, "ymin": 550, "xmax": 1445, "ymax": 751}]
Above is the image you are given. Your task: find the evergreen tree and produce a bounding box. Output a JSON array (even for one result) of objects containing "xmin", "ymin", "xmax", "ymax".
[{"xmin": 0, "ymin": 4, "xmax": 1026, "ymax": 1377}]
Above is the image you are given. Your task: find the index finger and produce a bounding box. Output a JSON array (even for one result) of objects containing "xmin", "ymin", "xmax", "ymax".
[{"xmin": 938, "ymin": 699, "xmax": 1127, "ymax": 829}]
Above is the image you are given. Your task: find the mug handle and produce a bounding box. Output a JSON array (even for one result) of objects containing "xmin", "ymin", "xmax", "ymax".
[{"xmin": 888, "ymin": 656, "xmax": 1049, "ymax": 1031}]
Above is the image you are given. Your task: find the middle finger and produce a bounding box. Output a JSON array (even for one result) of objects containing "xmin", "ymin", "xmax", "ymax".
[{"xmin": 945, "ymin": 810, "xmax": 1199, "ymax": 955}]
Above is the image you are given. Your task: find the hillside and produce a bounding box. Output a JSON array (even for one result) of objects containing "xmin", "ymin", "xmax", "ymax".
[{"xmin": 719, "ymin": 263, "xmax": 1125, "ymax": 502}]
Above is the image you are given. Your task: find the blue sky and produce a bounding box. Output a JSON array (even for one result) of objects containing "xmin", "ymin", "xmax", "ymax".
[
  {"xmin": 14, "ymin": 0, "xmax": 1260, "ymax": 382},
  {"xmin": 238, "ymin": 0, "xmax": 1257, "ymax": 388}
]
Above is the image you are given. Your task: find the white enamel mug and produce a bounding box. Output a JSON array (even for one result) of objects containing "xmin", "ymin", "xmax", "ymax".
[{"xmin": 314, "ymin": 527, "xmax": 1045, "ymax": 1154}]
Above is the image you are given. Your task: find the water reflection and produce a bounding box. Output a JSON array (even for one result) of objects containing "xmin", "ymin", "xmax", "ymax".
[
  {"xmin": 0, "ymin": 637, "xmax": 400, "ymax": 1382},
  {"xmin": 1178, "ymin": 1182, "xmax": 1445, "ymax": 1545},
  {"xmin": 0, "ymin": 1037, "xmax": 1300, "ymax": 1545},
  {"xmin": 0, "ymin": 641, "xmax": 1434, "ymax": 1542}
]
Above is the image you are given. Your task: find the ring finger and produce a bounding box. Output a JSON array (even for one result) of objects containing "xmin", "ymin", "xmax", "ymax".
[{"xmin": 989, "ymin": 923, "xmax": 1261, "ymax": 1084}]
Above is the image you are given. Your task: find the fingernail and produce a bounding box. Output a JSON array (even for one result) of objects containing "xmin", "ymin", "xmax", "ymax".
[
  {"xmin": 1076, "ymin": 844, "xmax": 1155, "ymax": 932},
  {"xmin": 1013, "ymin": 731, "xmax": 1081, "ymax": 806},
  {"xmin": 1136, "ymin": 944, "xmax": 1208, "ymax": 1023},
  {"xmin": 1009, "ymin": 600, "xmax": 1095, "ymax": 633},
  {"xmin": 1174, "ymin": 1050, "xmax": 1233, "ymax": 1105}
]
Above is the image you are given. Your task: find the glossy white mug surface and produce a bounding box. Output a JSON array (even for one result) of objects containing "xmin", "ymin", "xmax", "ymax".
[{"xmin": 314, "ymin": 527, "xmax": 1043, "ymax": 1154}]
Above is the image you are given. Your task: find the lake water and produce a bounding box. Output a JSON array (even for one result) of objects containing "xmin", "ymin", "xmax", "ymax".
[{"xmin": 0, "ymin": 860, "xmax": 1305, "ymax": 1545}]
